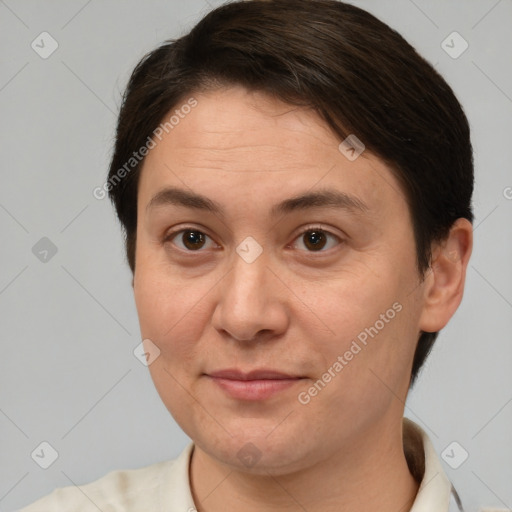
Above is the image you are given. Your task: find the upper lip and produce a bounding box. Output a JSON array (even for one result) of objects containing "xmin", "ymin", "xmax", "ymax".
[{"xmin": 207, "ymin": 368, "xmax": 302, "ymax": 380}]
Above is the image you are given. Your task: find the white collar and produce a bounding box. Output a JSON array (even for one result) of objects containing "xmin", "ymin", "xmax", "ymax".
[{"xmin": 403, "ymin": 417, "xmax": 455, "ymax": 511}]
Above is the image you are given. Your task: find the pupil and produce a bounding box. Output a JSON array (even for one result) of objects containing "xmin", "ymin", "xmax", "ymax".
[
  {"xmin": 305, "ymin": 230, "xmax": 326, "ymax": 251},
  {"xmin": 183, "ymin": 231, "xmax": 205, "ymax": 250}
]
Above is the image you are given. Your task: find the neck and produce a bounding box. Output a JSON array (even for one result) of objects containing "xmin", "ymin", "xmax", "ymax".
[{"xmin": 189, "ymin": 417, "xmax": 420, "ymax": 512}]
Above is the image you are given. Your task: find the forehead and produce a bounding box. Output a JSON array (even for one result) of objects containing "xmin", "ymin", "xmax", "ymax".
[{"xmin": 138, "ymin": 86, "xmax": 406, "ymax": 219}]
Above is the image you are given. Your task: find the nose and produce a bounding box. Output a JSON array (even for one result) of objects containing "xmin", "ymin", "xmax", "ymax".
[{"xmin": 211, "ymin": 249, "xmax": 290, "ymax": 343}]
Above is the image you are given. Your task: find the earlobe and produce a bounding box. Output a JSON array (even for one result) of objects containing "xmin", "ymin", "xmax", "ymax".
[{"xmin": 418, "ymin": 218, "xmax": 473, "ymax": 333}]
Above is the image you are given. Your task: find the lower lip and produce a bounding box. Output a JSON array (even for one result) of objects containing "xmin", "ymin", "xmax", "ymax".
[{"xmin": 207, "ymin": 376, "xmax": 302, "ymax": 400}]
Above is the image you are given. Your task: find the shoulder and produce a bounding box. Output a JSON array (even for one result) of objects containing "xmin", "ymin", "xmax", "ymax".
[{"xmin": 18, "ymin": 443, "xmax": 194, "ymax": 512}]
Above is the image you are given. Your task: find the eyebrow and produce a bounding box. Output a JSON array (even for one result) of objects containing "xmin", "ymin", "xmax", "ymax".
[{"xmin": 146, "ymin": 186, "xmax": 369, "ymax": 217}]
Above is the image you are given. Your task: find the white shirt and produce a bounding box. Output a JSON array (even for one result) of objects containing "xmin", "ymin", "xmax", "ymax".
[{"xmin": 18, "ymin": 418, "xmax": 462, "ymax": 511}]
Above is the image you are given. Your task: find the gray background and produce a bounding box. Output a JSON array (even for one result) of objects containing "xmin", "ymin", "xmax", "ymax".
[{"xmin": 1, "ymin": 1, "xmax": 511, "ymax": 511}]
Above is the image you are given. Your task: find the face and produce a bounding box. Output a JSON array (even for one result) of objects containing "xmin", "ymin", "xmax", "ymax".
[{"xmin": 133, "ymin": 86, "xmax": 428, "ymax": 474}]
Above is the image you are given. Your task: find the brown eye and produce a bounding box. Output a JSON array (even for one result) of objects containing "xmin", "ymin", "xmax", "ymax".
[
  {"xmin": 293, "ymin": 228, "xmax": 340, "ymax": 252},
  {"xmin": 303, "ymin": 230, "xmax": 327, "ymax": 251},
  {"xmin": 182, "ymin": 230, "xmax": 206, "ymax": 250},
  {"xmin": 166, "ymin": 229, "xmax": 216, "ymax": 252}
]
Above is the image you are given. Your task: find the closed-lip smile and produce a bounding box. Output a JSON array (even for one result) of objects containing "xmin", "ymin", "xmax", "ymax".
[
  {"xmin": 205, "ymin": 368, "xmax": 305, "ymax": 401},
  {"xmin": 207, "ymin": 368, "xmax": 303, "ymax": 380}
]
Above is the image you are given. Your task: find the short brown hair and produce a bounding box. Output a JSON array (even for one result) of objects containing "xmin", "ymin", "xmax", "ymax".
[{"xmin": 107, "ymin": 0, "xmax": 474, "ymax": 385}]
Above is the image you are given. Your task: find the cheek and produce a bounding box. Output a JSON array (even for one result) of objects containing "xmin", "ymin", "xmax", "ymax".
[
  {"xmin": 296, "ymin": 297, "xmax": 415, "ymax": 439},
  {"xmin": 299, "ymin": 260, "xmax": 419, "ymax": 398},
  {"xmin": 305, "ymin": 266, "xmax": 398, "ymax": 342},
  {"xmin": 133, "ymin": 266, "xmax": 214, "ymax": 424},
  {"xmin": 133, "ymin": 260, "xmax": 221, "ymax": 371}
]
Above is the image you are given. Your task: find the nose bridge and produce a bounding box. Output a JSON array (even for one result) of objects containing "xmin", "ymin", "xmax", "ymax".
[
  {"xmin": 226, "ymin": 250, "xmax": 270, "ymax": 319},
  {"xmin": 213, "ymin": 244, "xmax": 287, "ymax": 341}
]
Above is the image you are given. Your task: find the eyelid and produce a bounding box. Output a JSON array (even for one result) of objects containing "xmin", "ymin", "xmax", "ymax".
[{"xmin": 163, "ymin": 222, "xmax": 212, "ymax": 241}]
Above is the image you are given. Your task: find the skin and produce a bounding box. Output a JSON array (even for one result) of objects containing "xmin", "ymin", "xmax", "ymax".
[{"xmin": 133, "ymin": 85, "xmax": 473, "ymax": 512}]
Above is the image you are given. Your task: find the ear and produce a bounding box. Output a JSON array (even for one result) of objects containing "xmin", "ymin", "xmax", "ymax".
[{"xmin": 418, "ymin": 218, "xmax": 473, "ymax": 333}]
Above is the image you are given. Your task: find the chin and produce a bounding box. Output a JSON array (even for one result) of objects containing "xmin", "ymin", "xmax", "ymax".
[{"xmin": 195, "ymin": 423, "xmax": 316, "ymax": 475}]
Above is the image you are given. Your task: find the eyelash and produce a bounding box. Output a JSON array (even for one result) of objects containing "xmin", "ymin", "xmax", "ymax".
[{"xmin": 163, "ymin": 225, "xmax": 343, "ymax": 254}]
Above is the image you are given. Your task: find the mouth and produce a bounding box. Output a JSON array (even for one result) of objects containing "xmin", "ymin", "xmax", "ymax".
[{"xmin": 205, "ymin": 368, "xmax": 306, "ymax": 401}]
